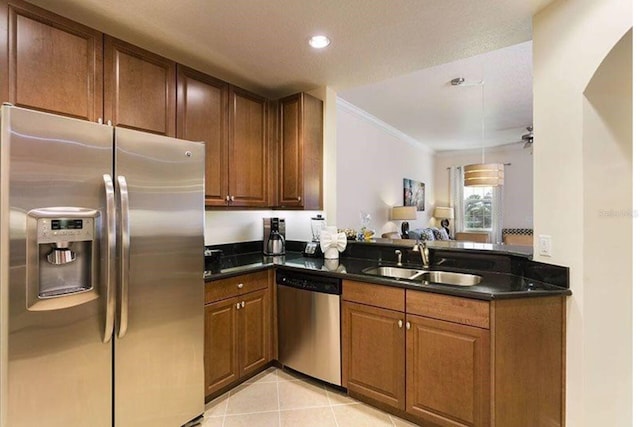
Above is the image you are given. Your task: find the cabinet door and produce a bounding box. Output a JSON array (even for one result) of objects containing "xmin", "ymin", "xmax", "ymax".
[
  {"xmin": 104, "ymin": 36, "xmax": 176, "ymax": 136},
  {"xmin": 406, "ymin": 315, "xmax": 490, "ymax": 427},
  {"xmin": 228, "ymin": 86, "xmax": 268, "ymax": 207},
  {"xmin": 278, "ymin": 93, "xmax": 323, "ymax": 209},
  {"xmin": 238, "ymin": 288, "xmax": 271, "ymax": 376},
  {"xmin": 278, "ymin": 94, "xmax": 303, "ymax": 207},
  {"xmin": 5, "ymin": 0, "xmax": 102, "ymax": 121},
  {"xmin": 177, "ymin": 65, "xmax": 229, "ymax": 206},
  {"xmin": 204, "ymin": 297, "xmax": 238, "ymax": 397},
  {"xmin": 342, "ymin": 301, "xmax": 405, "ymax": 410}
]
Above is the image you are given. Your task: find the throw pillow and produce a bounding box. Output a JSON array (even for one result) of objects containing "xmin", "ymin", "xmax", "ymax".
[{"xmin": 432, "ymin": 227, "xmax": 450, "ymax": 240}]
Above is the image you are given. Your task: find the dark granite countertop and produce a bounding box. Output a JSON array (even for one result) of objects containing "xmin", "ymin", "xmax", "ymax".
[
  {"xmin": 357, "ymin": 238, "xmax": 535, "ymax": 258},
  {"xmin": 204, "ymin": 248, "xmax": 571, "ymax": 301}
]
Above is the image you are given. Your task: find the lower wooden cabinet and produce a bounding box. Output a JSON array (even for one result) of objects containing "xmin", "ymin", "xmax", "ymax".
[
  {"xmin": 204, "ymin": 272, "xmax": 272, "ymax": 399},
  {"xmin": 237, "ymin": 289, "xmax": 271, "ymax": 377},
  {"xmin": 406, "ymin": 314, "xmax": 490, "ymax": 426},
  {"xmin": 342, "ymin": 280, "xmax": 565, "ymax": 427},
  {"xmin": 342, "ymin": 301, "xmax": 405, "ymax": 410},
  {"xmin": 204, "ymin": 296, "xmax": 238, "ymax": 395}
]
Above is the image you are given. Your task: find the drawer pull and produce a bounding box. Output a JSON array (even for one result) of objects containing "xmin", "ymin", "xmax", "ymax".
[
  {"xmin": 241, "ymin": 301, "xmax": 245, "ymax": 308},
  {"xmin": 398, "ymin": 320, "xmax": 403, "ymax": 328},
  {"xmin": 237, "ymin": 283, "xmax": 244, "ymax": 289},
  {"xmin": 236, "ymin": 303, "xmax": 240, "ymax": 310},
  {"xmin": 406, "ymin": 322, "xmax": 411, "ymax": 330}
]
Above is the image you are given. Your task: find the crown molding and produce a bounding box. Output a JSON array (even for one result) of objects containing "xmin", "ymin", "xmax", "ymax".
[{"xmin": 337, "ymin": 97, "xmax": 434, "ymax": 155}]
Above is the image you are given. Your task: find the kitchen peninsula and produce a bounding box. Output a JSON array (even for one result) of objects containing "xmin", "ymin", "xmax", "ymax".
[{"xmin": 204, "ymin": 239, "xmax": 569, "ymax": 427}]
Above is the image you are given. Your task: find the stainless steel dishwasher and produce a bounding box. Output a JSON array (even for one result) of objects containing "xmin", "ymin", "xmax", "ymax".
[{"xmin": 276, "ymin": 269, "xmax": 342, "ymax": 386}]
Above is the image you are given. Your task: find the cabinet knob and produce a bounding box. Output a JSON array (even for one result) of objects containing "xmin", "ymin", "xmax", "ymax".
[
  {"xmin": 230, "ymin": 195, "xmax": 235, "ymax": 202},
  {"xmin": 97, "ymin": 118, "xmax": 103, "ymax": 124},
  {"xmin": 241, "ymin": 301, "xmax": 245, "ymax": 308},
  {"xmin": 398, "ymin": 320, "xmax": 403, "ymax": 328},
  {"xmin": 236, "ymin": 303, "xmax": 240, "ymax": 310},
  {"xmin": 406, "ymin": 322, "xmax": 411, "ymax": 330},
  {"xmin": 107, "ymin": 120, "xmax": 112, "ymax": 126},
  {"xmin": 297, "ymin": 196, "xmax": 301, "ymax": 202},
  {"xmin": 237, "ymin": 283, "xmax": 244, "ymax": 289}
]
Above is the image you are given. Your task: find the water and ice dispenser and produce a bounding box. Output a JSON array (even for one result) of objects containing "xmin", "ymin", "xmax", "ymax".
[{"xmin": 26, "ymin": 207, "xmax": 100, "ymax": 311}]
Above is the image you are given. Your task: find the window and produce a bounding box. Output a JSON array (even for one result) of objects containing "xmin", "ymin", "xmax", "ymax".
[{"xmin": 463, "ymin": 186, "xmax": 493, "ymax": 231}]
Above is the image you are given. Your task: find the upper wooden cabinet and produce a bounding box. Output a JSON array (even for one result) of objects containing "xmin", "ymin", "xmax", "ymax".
[
  {"xmin": 0, "ymin": 1, "xmax": 319, "ymax": 211},
  {"xmin": 177, "ymin": 65, "xmax": 229, "ymax": 206},
  {"xmin": 104, "ymin": 36, "xmax": 176, "ymax": 136},
  {"xmin": 277, "ymin": 93, "xmax": 323, "ymax": 209},
  {"xmin": 177, "ymin": 76, "xmax": 270, "ymax": 208},
  {"xmin": 3, "ymin": 0, "xmax": 103, "ymax": 121},
  {"xmin": 228, "ymin": 86, "xmax": 269, "ymax": 207}
]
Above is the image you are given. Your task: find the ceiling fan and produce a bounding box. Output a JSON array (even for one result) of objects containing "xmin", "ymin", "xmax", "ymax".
[{"xmin": 522, "ymin": 126, "xmax": 534, "ymax": 148}]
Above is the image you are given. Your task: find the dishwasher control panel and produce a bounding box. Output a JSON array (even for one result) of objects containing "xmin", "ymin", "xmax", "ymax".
[{"xmin": 275, "ymin": 269, "xmax": 342, "ymax": 295}]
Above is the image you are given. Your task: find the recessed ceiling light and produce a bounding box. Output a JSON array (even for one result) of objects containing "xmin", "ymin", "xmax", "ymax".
[{"xmin": 308, "ymin": 35, "xmax": 331, "ymax": 49}]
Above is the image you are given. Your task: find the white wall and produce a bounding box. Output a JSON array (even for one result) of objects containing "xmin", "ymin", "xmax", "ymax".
[
  {"xmin": 434, "ymin": 143, "xmax": 533, "ymax": 229},
  {"xmin": 336, "ymin": 99, "xmax": 435, "ymax": 236},
  {"xmin": 204, "ymin": 87, "xmax": 338, "ymax": 245},
  {"xmin": 533, "ymin": 0, "xmax": 632, "ymax": 425},
  {"xmin": 204, "ymin": 209, "xmax": 323, "ymax": 244}
]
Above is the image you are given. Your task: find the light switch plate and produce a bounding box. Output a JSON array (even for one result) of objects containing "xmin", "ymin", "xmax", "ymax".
[{"xmin": 539, "ymin": 235, "xmax": 552, "ymax": 257}]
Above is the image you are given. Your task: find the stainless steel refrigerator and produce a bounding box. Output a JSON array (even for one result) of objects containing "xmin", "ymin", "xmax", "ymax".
[{"xmin": 0, "ymin": 105, "xmax": 205, "ymax": 427}]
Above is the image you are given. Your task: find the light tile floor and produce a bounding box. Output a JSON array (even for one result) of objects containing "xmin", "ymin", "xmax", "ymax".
[{"xmin": 203, "ymin": 367, "xmax": 420, "ymax": 427}]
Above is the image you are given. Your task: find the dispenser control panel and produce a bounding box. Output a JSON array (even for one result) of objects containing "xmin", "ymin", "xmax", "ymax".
[{"xmin": 38, "ymin": 217, "xmax": 94, "ymax": 243}]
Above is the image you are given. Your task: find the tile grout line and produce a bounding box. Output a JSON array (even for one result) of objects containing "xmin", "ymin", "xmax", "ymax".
[
  {"xmin": 222, "ymin": 391, "xmax": 230, "ymax": 427},
  {"xmin": 324, "ymin": 385, "xmax": 340, "ymax": 427},
  {"xmin": 276, "ymin": 371, "xmax": 282, "ymax": 427}
]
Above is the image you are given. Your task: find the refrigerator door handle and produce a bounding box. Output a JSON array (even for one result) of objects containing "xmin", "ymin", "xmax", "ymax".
[
  {"xmin": 116, "ymin": 175, "xmax": 130, "ymax": 339},
  {"xmin": 103, "ymin": 174, "xmax": 116, "ymax": 343}
]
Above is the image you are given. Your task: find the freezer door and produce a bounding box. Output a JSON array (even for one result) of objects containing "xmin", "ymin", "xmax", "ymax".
[
  {"xmin": 114, "ymin": 128, "xmax": 204, "ymax": 427},
  {"xmin": 0, "ymin": 106, "xmax": 113, "ymax": 427}
]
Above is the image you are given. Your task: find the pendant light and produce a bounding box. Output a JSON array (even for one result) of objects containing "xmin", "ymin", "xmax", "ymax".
[{"xmin": 460, "ymin": 78, "xmax": 504, "ymax": 187}]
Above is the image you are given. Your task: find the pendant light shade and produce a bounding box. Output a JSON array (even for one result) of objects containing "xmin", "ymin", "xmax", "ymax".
[
  {"xmin": 454, "ymin": 76, "xmax": 504, "ymax": 187},
  {"xmin": 464, "ymin": 163, "xmax": 504, "ymax": 187}
]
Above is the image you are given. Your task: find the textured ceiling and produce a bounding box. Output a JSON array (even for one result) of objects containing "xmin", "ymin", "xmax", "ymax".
[
  {"xmin": 28, "ymin": 0, "xmax": 553, "ymax": 150},
  {"xmin": 339, "ymin": 41, "xmax": 534, "ymax": 151}
]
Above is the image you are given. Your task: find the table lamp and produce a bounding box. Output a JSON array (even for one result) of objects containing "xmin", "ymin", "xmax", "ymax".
[
  {"xmin": 433, "ymin": 206, "xmax": 454, "ymax": 236},
  {"xmin": 390, "ymin": 206, "xmax": 417, "ymax": 239}
]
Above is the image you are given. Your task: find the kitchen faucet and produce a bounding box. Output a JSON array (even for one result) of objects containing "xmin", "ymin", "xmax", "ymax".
[
  {"xmin": 395, "ymin": 250, "xmax": 403, "ymax": 266},
  {"xmin": 413, "ymin": 240, "xmax": 429, "ymax": 268}
]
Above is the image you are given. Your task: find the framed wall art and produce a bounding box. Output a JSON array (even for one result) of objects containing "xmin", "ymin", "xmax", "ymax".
[{"xmin": 403, "ymin": 178, "xmax": 425, "ymax": 211}]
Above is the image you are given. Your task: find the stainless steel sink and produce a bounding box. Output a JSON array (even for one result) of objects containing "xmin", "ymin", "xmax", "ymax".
[
  {"xmin": 362, "ymin": 266, "xmax": 427, "ymax": 280},
  {"xmin": 362, "ymin": 266, "xmax": 482, "ymax": 286},
  {"xmin": 424, "ymin": 271, "xmax": 482, "ymax": 286}
]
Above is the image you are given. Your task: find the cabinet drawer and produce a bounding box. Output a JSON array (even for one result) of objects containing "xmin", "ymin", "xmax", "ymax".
[
  {"xmin": 205, "ymin": 270, "xmax": 269, "ymax": 304},
  {"xmin": 342, "ymin": 280, "xmax": 405, "ymax": 312},
  {"xmin": 406, "ymin": 291, "xmax": 490, "ymax": 329}
]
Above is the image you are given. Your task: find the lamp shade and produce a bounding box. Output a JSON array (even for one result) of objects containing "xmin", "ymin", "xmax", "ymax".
[
  {"xmin": 433, "ymin": 207, "xmax": 454, "ymax": 219},
  {"xmin": 463, "ymin": 163, "xmax": 504, "ymax": 187},
  {"xmin": 390, "ymin": 206, "xmax": 417, "ymax": 220}
]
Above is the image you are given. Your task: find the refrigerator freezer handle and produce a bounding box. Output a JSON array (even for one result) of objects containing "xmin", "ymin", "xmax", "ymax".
[
  {"xmin": 116, "ymin": 176, "xmax": 130, "ymax": 339},
  {"xmin": 103, "ymin": 174, "xmax": 116, "ymax": 343}
]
